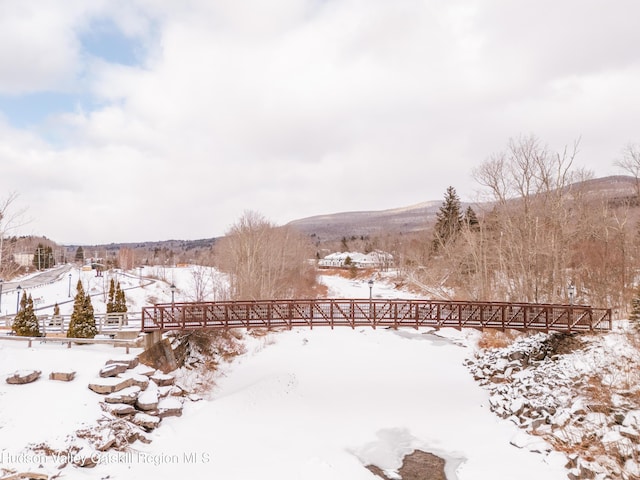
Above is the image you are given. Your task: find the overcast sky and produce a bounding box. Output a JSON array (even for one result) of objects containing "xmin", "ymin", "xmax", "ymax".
[{"xmin": 0, "ymin": 0, "xmax": 637, "ymax": 244}]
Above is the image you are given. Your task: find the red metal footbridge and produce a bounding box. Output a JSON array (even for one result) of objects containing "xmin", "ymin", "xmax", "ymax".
[{"xmin": 141, "ymin": 298, "xmax": 612, "ymax": 333}]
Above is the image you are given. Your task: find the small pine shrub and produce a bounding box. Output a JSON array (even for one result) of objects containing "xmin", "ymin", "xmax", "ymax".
[
  {"xmin": 67, "ymin": 280, "xmax": 97, "ymax": 339},
  {"xmin": 12, "ymin": 293, "xmax": 41, "ymax": 337}
]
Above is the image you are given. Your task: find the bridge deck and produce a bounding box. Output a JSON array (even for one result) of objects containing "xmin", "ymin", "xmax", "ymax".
[{"xmin": 141, "ymin": 299, "xmax": 612, "ymax": 333}]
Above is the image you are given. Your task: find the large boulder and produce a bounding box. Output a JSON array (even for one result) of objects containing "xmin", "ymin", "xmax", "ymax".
[
  {"xmin": 49, "ymin": 370, "xmax": 76, "ymax": 382},
  {"xmin": 6, "ymin": 369, "xmax": 41, "ymax": 384}
]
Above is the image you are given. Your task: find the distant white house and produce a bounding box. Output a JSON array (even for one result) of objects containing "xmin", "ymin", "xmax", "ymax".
[
  {"xmin": 13, "ymin": 253, "xmax": 34, "ymax": 268},
  {"xmin": 318, "ymin": 251, "xmax": 393, "ymax": 269}
]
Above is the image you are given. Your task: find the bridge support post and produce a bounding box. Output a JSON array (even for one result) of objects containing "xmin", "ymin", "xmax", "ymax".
[{"xmin": 143, "ymin": 331, "xmax": 163, "ymax": 350}]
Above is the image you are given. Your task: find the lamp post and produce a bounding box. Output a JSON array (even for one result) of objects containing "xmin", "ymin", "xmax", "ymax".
[
  {"xmin": 0, "ymin": 279, "xmax": 3, "ymax": 314},
  {"xmin": 568, "ymin": 283, "xmax": 576, "ymax": 306},
  {"xmin": 368, "ymin": 279, "xmax": 374, "ymax": 300},
  {"xmin": 15, "ymin": 285, "xmax": 22, "ymax": 314},
  {"xmin": 170, "ymin": 283, "xmax": 176, "ymax": 304},
  {"xmin": 68, "ymin": 273, "xmax": 72, "ymax": 297}
]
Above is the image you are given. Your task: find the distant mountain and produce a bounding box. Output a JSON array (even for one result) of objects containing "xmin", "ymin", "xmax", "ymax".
[
  {"xmin": 286, "ymin": 175, "xmax": 639, "ymax": 240},
  {"xmin": 68, "ymin": 175, "xmax": 638, "ymax": 249},
  {"xmin": 286, "ymin": 200, "xmax": 445, "ymax": 240}
]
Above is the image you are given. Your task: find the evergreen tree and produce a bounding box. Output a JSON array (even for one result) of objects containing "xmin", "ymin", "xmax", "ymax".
[
  {"xmin": 12, "ymin": 293, "xmax": 41, "ymax": 336},
  {"xmin": 463, "ymin": 206, "xmax": 480, "ymax": 231},
  {"xmin": 115, "ymin": 282, "xmax": 128, "ymax": 313},
  {"xmin": 432, "ymin": 186, "xmax": 463, "ymax": 252},
  {"xmin": 106, "ymin": 278, "xmax": 116, "ymax": 313},
  {"xmin": 67, "ymin": 280, "xmax": 97, "ymax": 338},
  {"xmin": 74, "ymin": 246, "xmax": 85, "ymax": 263}
]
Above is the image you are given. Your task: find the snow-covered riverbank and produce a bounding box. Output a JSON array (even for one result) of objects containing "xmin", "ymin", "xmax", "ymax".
[{"xmin": 1, "ymin": 270, "xmax": 574, "ymax": 479}]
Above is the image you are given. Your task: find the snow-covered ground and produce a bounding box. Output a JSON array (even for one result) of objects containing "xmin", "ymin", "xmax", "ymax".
[{"xmin": 0, "ymin": 267, "xmax": 571, "ymax": 479}]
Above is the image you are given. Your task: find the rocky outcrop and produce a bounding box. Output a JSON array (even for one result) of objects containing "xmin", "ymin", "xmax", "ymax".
[
  {"xmin": 467, "ymin": 331, "xmax": 640, "ymax": 480},
  {"xmin": 88, "ymin": 358, "xmax": 182, "ymax": 432}
]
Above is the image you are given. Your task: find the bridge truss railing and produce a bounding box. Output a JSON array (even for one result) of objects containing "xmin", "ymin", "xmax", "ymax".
[{"xmin": 141, "ymin": 299, "xmax": 612, "ymax": 334}]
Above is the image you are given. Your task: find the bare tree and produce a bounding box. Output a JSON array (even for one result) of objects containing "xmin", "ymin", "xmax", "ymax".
[
  {"xmin": 215, "ymin": 211, "xmax": 316, "ymax": 300},
  {"xmin": 613, "ymin": 143, "xmax": 640, "ymax": 199},
  {"xmin": 472, "ymin": 135, "xmax": 587, "ymax": 303},
  {"xmin": 0, "ymin": 192, "xmax": 28, "ymax": 279}
]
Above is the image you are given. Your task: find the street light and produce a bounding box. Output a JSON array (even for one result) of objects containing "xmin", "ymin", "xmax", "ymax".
[
  {"xmin": 68, "ymin": 273, "xmax": 72, "ymax": 297},
  {"xmin": 0, "ymin": 279, "xmax": 3, "ymax": 314},
  {"xmin": 368, "ymin": 279, "xmax": 374, "ymax": 300},
  {"xmin": 170, "ymin": 283, "xmax": 176, "ymax": 304},
  {"xmin": 15, "ymin": 285, "xmax": 22, "ymax": 314},
  {"xmin": 568, "ymin": 283, "xmax": 576, "ymax": 306}
]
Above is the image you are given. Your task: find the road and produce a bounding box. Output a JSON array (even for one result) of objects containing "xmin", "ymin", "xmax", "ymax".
[{"xmin": 1, "ymin": 264, "xmax": 73, "ymax": 294}]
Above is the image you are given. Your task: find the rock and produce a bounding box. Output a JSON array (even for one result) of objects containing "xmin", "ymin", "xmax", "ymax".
[
  {"xmin": 73, "ymin": 447, "xmax": 99, "ymax": 468},
  {"xmin": 151, "ymin": 372, "xmax": 175, "ymax": 387},
  {"xmin": 106, "ymin": 355, "xmax": 139, "ymax": 369},
  {"xmin": 99, "ymin": 363, "xmax": 129, "ymax": 378},
  {"xmin": 136, "ymin": 388, "xmax": 159, "ymax": 411},
  {"xmin": 551, "ymin": 425, "xmax": 583, "ymax": 445},
  {"xmin": 619, "ymin": 425, "xmax": 640, "ymax": 441},
  {"xmin": 529, "ymin": 417, "xmax": 546, "ymax": 431},
  {"xmin": 131, "ymin": 363, "xmax": 156, "ymax": 377},
  {"xmin": 508, "ymin": 351, "xmax": 525, "ymax": 362},
  {"xmin": 6, "ymin": 369, "xmax": 41, "ymax": 384},
  {"xmin": 582, "ymin": 412, "xmax": 608, "ymax": 430},
  {"xmin": 49, "ymin": 370, "xmax": 76, "ymax": 381},
  {"xmin": 169, "ymin": 384, "xmax": 187, "ymax": 396},
  {"xmin": 509, "ymin": 431, "xmax": 552, "ymax": 453},
  {"xmin": 623, "ymin": 410, "xmax": 640, "ymax": 429},
  {"xmin": 613, "ymin": 412, "xmax": 625, "ymax": 425},
  {"xmin": 157, "ymin": 386, "xmax": 174, "ymax": 398},
  {"xmin": 551, "ymin": 409, "xmax": 571, "ymax": 428},
  {"xmin": 601, "ymin": 431, "xmax": 635, "ymax": 457},
  {"xmin": 569, "ymin": 397, "xmax": 587, "ymax": 415},
  {"xmin": 158, "ymin": 397, "xmax": 184, "ymax": 418},
  {"xmin": 102, "ymin": 403, "xmax": 137, "ymax": 416},
  {"xmin": 105, "ymin": 385, "xmax": 142, "ymax": 405},
  {"xmin": 509, "ymin": 398, "xmax": 525, "ymax": 416},
  {"xmin": 625, "ymin": 459, "xmax": 640, "ymax": 478},
  {"xmin": 88, "ymin": 376, "xmax": 134, "ymax": 394},
  {"xmin": 120, "ymin": 372, "xmax": 150, "ymax": 390},
  {"xmin": 132, "ymin": 412, "xmax": 161, "ymax": 431}
]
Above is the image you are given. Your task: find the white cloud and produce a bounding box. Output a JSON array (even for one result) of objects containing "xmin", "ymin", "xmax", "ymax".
[{"xmin": 0, "ymin": 0, "xmax": 638, "ymax": 243}]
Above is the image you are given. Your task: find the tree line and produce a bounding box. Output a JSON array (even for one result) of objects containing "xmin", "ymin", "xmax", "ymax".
[
  {"xmin": 3, "ymin": 135, "xmax": 640, "ymax": 319},
  {"xmin": 400, "ymin": 135, "xmax": 640, "ymax": 315}
]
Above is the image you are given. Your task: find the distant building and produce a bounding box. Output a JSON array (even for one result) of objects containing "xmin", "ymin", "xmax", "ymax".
[
  {"xmin": 318, "ymin": 251, "xmax": 393, "ymax": 270},
  {"xmin": 13, "ymin": 253, "xmax": 34, "ymax": 268}
]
